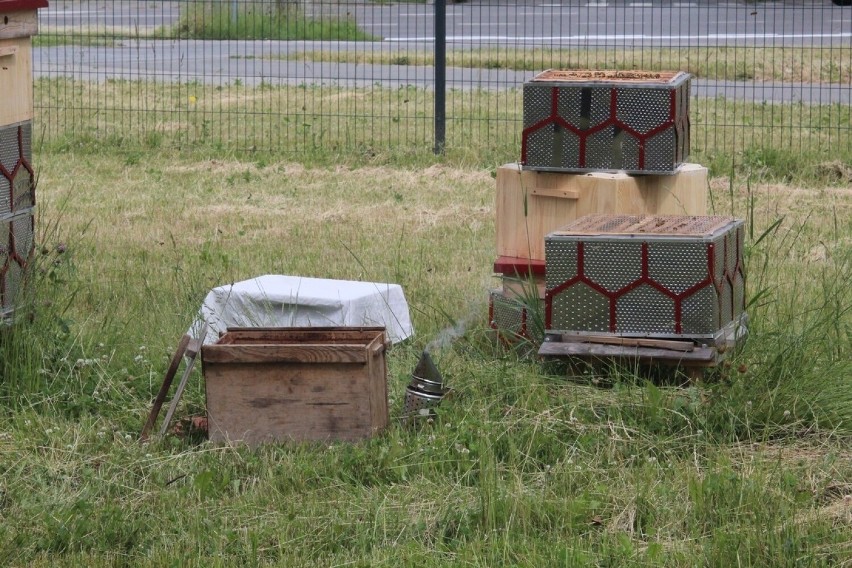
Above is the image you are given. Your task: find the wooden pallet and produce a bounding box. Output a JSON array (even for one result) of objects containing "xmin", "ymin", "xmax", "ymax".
[{"xmin": 538, "ymin": 334, "xmax": 723, "ymax": 381}]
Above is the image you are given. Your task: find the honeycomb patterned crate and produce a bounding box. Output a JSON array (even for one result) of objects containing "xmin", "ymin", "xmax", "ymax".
[
  {"xmin": 545, "ymin": 214, "xmax": 745, "ymax": 340},
  {"xmin": 489, "ymin": 288, "xmax": 543, "ymax": 343},
  {"xmin": 0, "ymin": 210, "xmax": 34, "ymax": 317},
  {"xmin": 0, "ymin": 121, "xmax": 35, "ymax": 217},
  {"xmin": 522, "ymin": 70, "xmax": 691, "ymax": 175},
  {"xmin": 0, "ymin": 121, "xmax": 35, "ymax": 319}
]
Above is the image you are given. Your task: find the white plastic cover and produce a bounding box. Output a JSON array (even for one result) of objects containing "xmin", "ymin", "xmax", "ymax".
[{"xmin": 193, "ymin": 274, "xmax": 414, "ymax": 345}]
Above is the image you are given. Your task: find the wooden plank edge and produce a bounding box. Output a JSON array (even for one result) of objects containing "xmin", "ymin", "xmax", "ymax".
[
  {"xmin": 538, "ymin": 340, "xmax": 718, "ymax": 365},
  {"xmin": 201, "ymin": 343, "xmax": 372, "ymax": 364}
]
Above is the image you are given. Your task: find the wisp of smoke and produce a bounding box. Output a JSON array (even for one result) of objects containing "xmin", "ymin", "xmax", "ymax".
[{"xmin": 425, "ymin": 317, "xmax": 471, "ymax": 354}]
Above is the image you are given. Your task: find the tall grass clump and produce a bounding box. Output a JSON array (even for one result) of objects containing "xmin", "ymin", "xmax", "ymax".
[
  {"xmin": 168, "ymin": 1, "xmax": 377, "ymax": 41},
  {"xmin": 0, "ymin": 210, "xmax": 79, "ymax": 406},
  {"xmin": 702, "ymin": 181, "xmax": 852, "ymax": 441}
]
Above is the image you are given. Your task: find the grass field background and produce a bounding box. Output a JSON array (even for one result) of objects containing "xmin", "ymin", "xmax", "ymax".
[{"xmin": 0, "ymin": 78, "xmax": 850, "ymax": 565}]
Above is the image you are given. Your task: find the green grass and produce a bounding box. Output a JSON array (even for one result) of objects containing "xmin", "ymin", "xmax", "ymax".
[
  {"xmin": 32, "ymin": 35, "xmax": 115, "ymax": 48},
  {"xmin": 161, "ymin": 1, "xmax": 378, "ymax": 41},
  {"xmin": 0, "ymin": 80, "xmax": 850, "ymax": 565}
]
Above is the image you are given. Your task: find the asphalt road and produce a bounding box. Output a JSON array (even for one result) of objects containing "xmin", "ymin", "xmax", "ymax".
[
  {"xmin": 34, "ymin": 1, "xmax": 852, "ymax": 104},
  {"xmin": 40, "ymin": 0, "xmax": 852, "ymax": 47}
]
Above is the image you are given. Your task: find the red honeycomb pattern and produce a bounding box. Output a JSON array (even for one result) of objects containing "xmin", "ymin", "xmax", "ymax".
[
  {"xmin": 1, "ymin": 124, "xmax": 35, "ymax": 313},
  {"xmin": 521, "ymin": 86, "xmax": 685, "ymax": 171},
  {"xmin": 545, "ymin": 230, "xmax": 744, "ymax": 335}
]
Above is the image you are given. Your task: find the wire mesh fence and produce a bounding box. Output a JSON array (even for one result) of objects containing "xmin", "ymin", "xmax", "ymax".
[{"xmin": 32, "ymin": 0, "xmax": 852, "ymax": 166}]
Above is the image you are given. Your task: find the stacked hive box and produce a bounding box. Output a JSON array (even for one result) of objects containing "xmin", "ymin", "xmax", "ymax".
[
  {"xmin": 1, "ymin": 0, "xmax": 47, "ymax": 321},
  {"xmin": 544, "ymin": 215, "xmax": 746, "ymax": 342},
  {"xmin": 491, "ymin": 70, "xmax": 708, "ymax": 343}
]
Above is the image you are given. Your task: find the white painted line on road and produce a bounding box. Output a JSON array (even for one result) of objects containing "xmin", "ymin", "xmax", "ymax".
[
  {"xmin": 43, "ymin": 10, "xmax": 105, "ymax": 16},
  {"xmin": 673, "ymin": 2, "xmax": 698, "ymax": 6},
  {"xmin": 459, "ymin": 23, "xmax": 519, "ymax": 27},
  {"xmin": 385, "ymin": 32, "xmax": 852, "ymax": 42},
  {"xmin": 586, "ymin": 3, "xmax": 609, "ymax": 6},
  {"xmin": 519, "ymin": 9, "xmax": 580, "ymax": 15}
]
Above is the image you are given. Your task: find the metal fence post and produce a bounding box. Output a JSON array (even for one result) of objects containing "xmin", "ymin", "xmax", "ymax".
[{"xmin": 434, "ymin": 0, "xmax": 446, "ymax": 155}]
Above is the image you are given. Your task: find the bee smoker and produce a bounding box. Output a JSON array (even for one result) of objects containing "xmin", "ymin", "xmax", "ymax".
[{"xmin": 402, "ymin": 350, "xmax": 448, "ymax": 422}]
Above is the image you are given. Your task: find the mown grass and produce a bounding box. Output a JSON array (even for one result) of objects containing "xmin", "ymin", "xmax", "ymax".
[
  {"xmin": 0, "ymin": 81, "xmax": 850, "ymax": 565},
  {"xmin": 34, "ymin": 77, "xmax": 852, "ymax": 183},
  {"xmin": 161, "ymin": 0, "xmax": 377, "ymax": 41},
  {"xmin": 32, "ymin": 35, "xmax": 115, "ymax": 48},
  {"xmin": 286, "ymin": 46, "xmax": 852, "ymax": 84}
]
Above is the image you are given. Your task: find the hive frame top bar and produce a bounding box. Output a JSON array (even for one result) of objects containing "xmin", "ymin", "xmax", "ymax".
[
  {"xmin": 550, "ymin": 214, "xmax": 739, "ymax": 238},
  {"xmin": 530, "ymin": 69, "xmax": 691, "ymax": 86}
]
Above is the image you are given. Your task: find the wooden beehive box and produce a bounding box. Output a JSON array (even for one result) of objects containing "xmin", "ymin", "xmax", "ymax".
[
  {"xmin": 1, "ymin": 1, "xmax": 46, "ymax": 321},
  {"xmin": 202, "ymin": 327, "xmax": 390, "ymax": 446},
  {"xmin": 496, "ymin": 162, "xmax": 707, "ymax": 262},
  {"xmin": 0, "ymin": 1, "xmax": 46, "ymax": 126}
]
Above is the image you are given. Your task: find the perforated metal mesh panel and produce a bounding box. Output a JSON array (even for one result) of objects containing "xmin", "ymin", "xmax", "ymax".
[
  {"xmin": 712, "ymin": 234, "xmax": 726, "ymax": 283},
  {"xmin": 644, "ymin": 128, "xmax": 677, "ymax": 173},
  {"xmin": 521, "ymin": 71, "xmax": 691, "ymax": 175},
  {"xmin": 0, "ymin": 124, "xmax": 18, "ymax": 173},
  {"xmin": 0, "ymin": 219, "xmax": 9, "ymax": 265},
  {"xmin": 0, "ymin": 122, "xmax": 36, "ymax": 319},
  {"xmin": 13, "ymin": 167, "xmax": 33, "ymax": 211},
  {"xmin": 20, "ymin": 123, "xmax": 32, "ymax": 164},
  {"xmin": 490, "ymin": 289, "xmax": 542, "ymax": 343},
  {"xmin": 648, "ymin": 241, "xmax": 708, "ymax": 294},
  {"xmin": 551, "ymin": 282, "xmax": 610, "ymax": 333},
  {"xmin": 1, "ymin": 123, "xmax": 35, "ymax": 215},
  {"xmin": 12, "ymin": 215, "xmax": 34, "ymax": 261},
  {"xmin": 556, "ymin": 88, "xmax": 582, "ymax": 122},
  {"xmin": 523, "ymin": 85, "xmax": 553, "ymax": 129},
  {"xmin": 620, "ymin": 133, "xmax": 641, "ymax": 172},
  {"xmin": 616, "ymin": 285, "xmax": 676, "ymax": 333},
  {"xmin": 585, "ymin": 126, "xmax": 614, "ymax": 170},
  {"xmin": 681, "ymin": 286, "xmax": 719, "ymax": 335},
  {"xmin": 584, "ymin": 241, "xmax": 642, "ymax": 292},
  {"xmin": 616, "ymin": 88, "xmax": 670, "ymax": 134},
  {"xmin": 545, "ymin": 214, "xmax": 745, "ymax": 339},
  {"xmin": 0, "ymin": 177, "xmax": 9, "ymax": 217},
  {"xmin": 0, "ymin": 124, "xmax": 17, "ymax": 217},
  {"xmin": 525, "ymin": 129, "xmax": 555, "ymax": 169},
  {"xmin": 544, "ymin": 239, "xmax": 577, "ymax": 289}
]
